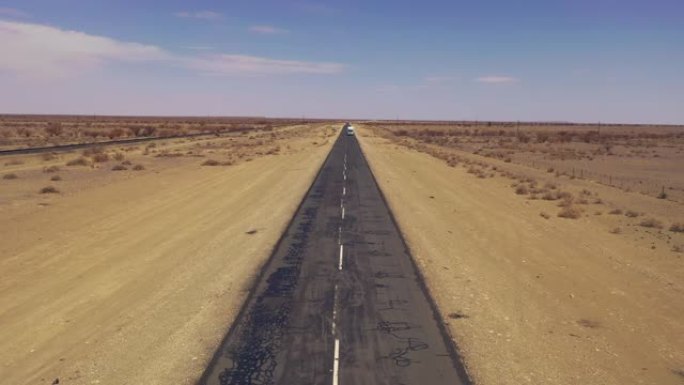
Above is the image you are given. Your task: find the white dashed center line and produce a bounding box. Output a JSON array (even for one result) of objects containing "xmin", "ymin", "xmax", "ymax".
[{"xmin": 338, "ymin": 244, "xmax": 344, "ymax": 270}]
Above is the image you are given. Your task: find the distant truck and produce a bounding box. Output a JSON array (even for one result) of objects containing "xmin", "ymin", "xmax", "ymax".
[{"xmin": 343, "ymin": 122, "xmax": 355, "ymax": 136}]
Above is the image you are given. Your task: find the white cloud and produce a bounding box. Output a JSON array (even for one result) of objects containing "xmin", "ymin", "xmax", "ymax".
[
  {"xmin": 249, "ymin": 25, "xmax": 289, "ymax": 35},
  {"xmin": 187, "ymin": 54, "xmax": 344, "ymax": 75},
  {"xmin": 0, "ymin": 7, "xmax": 29, "ymax": 18},
  {"xmin": 174, "ymin": 11, "xmax": 223, "ymax": 21},
  {"xmin": 0, "ymin": 19, "xmax": 344, "ymax": 78},
  {"xmin": 0, "ymin": 20, "xmax": 167, "ymax": 78},
  {"xmin": 475, "ymin": 76, "xmax": 520, "ymax": 84}
]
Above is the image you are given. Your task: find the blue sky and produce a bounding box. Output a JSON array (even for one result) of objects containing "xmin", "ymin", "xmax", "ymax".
[{"xmin": 0, "ymin": 0, "xmax": 682, "ymax": 123}]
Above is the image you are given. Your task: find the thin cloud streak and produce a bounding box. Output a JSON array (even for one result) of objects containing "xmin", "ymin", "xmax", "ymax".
[
  {"xmin": 475, "ymin": 76, "xmax": 520, "ymax": 84},
  {"xmin": 174, "ymin": 11, "xmax": 223, "ymax": 21},
  {"xmin": 187, "ymin": 54, "xmax": 344, "ymax": 75},
  {"xmin": 249, "ymin": 25, "xmax": 289, "ymax": 35},
  {"xmin": 0, "ymin": 19, "xmax": 345, "ymax": 78},
  {"xmin": 0, "ymin": 7, "xmax": 29, "ymax": 18}
]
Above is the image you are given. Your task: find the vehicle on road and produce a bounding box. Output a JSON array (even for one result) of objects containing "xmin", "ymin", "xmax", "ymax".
[{"xmin": 344, "ymin": 122, "xmax": 355, "ymax": 136}]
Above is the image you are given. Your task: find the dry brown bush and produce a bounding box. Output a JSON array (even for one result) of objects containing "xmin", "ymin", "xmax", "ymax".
[
  {"xmin": 201, "ymin": 159, "xmax": 220, "ymax": 166},
  {"xmin": 50, "ymin": 175, "xmax": 62, "ymax": 181},
  {"xmin": 670, "ymin": 223, "xmax": 684, "ymax": 233},
  {"xmin": 66, "ymin": 157, "xmax": 90, "ymax": 166},
  {"xmin": 113, "ymin": 152, "xmax": 126, "ymax": 161},
  {"xmin": 625, "ymin": 210, "xmax": 640, "ymax": 218},
  {"xmin": 132, "ymin": 164, "xmax": 145, "ymax": 171},
  {"xmin": 558, "ymin": 205, "xmax": 582, "ymax": 219},
  {"xmin": 609, "ymin": 208, "xmax": 623, "ymax": 215},
  {"xmin": 639, "ymin": 218, "xmax": 663, "ymax": 229},
  {"xmin": 39, "ymin": 186, "xmax": 59, "ymax": 194},
  {"xmin": 610, "ymin": 227, "xmax": 622, "ymax": 234},
  {"xmin": 515, "ymin": 185, "xmax": 529, "ymax": 195},
  {"xmin": 91, "ymin": 153, "xmax": 110, "ymax": 163},
  {"xmin": 111, "ymin": 164, "xmax": 127, "ymax": 171},
  {"xmin": 41, "ymin": 153, "xmax": 57, "ymax": 161},
  {"xmin": 3, "ymin": 173, "xmax": 18, "ymax": 180},
  {"xmin": 540, "ymin": 212, "xmax": 550, "ymax": 219},
  {"xmin": 43, "ymin": 165, "xmax": 60, "ymax": 173}
]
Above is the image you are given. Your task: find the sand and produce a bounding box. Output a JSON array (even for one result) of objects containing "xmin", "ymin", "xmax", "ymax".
[
  {"xmin": 358, "ymin": 124, "xmax": 684, "ymax": 385},
  {"xmin": 0, "ymin": 124, "xmax": 336, "ymax": 385}
]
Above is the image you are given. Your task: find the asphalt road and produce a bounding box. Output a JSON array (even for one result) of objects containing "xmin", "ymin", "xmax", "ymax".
[{"xmin": 200, "ymin": 131, "xmax": 470, "ymax": 385}]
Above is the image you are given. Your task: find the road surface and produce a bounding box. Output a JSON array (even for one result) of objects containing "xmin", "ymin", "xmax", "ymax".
[{"xmin": 200, "ymin": 131, "xmax": 470, "ymax": 385}]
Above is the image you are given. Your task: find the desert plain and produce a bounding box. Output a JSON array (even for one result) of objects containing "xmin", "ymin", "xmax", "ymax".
[{"xmin": 1, "ymin": 116, "xmax": 683, "ymax": 385}]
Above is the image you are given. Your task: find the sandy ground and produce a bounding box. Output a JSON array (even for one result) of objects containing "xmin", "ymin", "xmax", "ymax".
[
  {"xmin": 357, "ymin": 125, "xmax": 684, "ymax": 385},
  {"xmin": 0, "ymin": 124, "xmax": 336, "ymax": 385}
]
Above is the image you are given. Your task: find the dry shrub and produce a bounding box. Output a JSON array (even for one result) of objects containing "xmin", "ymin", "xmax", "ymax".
[
  {"xmin": 43, "ymin": 165, "xmax": 60, "ymax": 173},
  {"xmin": 122, "ymin": 160, "xmax": 132, "ymax": 165},
  {"xmin": 609, "ymin": 208, "xmax": 623, "ymax": 215},
  {"xmin": 558, "ymin": 205, "xmax": 582, "ymax": 219},
  {"xmin": 91, "ymin": 153, "xmax": 110, "ymax": 163},
  {"xmin": 540, "ymin": 212, "xmax": 550, "ymax": 219},
  {"xmin": 542, "ymin": 191, "xmax": 560, "ymax": 201},
  {"xmin": 639, "ymin": 218, "xmax": 663, "ymax": 229},
  {"xmin": 610, "ymin": 227, "xmax": 622, "ymax": 234},
  {"xmin": 515, "ymin": 185, "xmax": 529, "ymax": 195},
  {"xmin": 202, "ymin": 159, "xmax": 220, "ymax": 166},
  {"xmin": 66, "ymin": 157, "xmax": 90, "ymax": 166},
  {"xmin": 670, "ymin": 223, "xmax": 684, "ymax": 233},
  {"xmin": 4, "ymin": 159, "xmax": 23, "ymax": 166},
  {"xmin": 39, "ymin": 186, "xmax": 59, "ymax": 194},
  {"xmin": 113, "ymin": 152, "xmax": 126, "ymax": 161},
  {"xmin": 50, "ymin": 175, "xmax": 62, "ymax": 181},
  {"xmin": 82, "ymin": 147, "xmax": 104, "ymax": 157},
  {"xmin": 111, "ymin": 164, "xmax": 128, "ymax": 171},
  {"xmin": 132, "ymin": 164, "xmax": 145, "ymax": 171},
  {"xmin": 558, "ymin": 194, "xmax": 575, "ymax": 208},
  {"xmin": 41, "ymin": 153, "xmax": 57, "ymax": 161},
  {"xmin": 625, "ymin": 210, "xmax": 640, "ymax": 218},
  {"xmin": 3, "ymin": 173, "xmax": 18, "ymax": 180}
]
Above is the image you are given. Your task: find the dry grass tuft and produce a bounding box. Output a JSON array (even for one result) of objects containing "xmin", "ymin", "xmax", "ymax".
[
  {"xmin": 515, "ymin": 185, "xmax": 529, "ymax": 195},
  {"xmin": 609, "ymin": 208, "xmax": 623, "ymax": 215},
  {"xmin": 201, "ymin": 159, "xmax": 221, "ymax": 166},
  {"xmin": 669, "ymin": 223, "xmax": 684, "ymax": 233},
  {"xmin": 540, "ymin": 212, "xmax": 550, "ymax": 219},
  {"xmin": 132, "ymin": 164, "xmax": 145, "ymax": 171},
  {"xmin": 3, "ymin": 173, "xmax": 18, "ymax": 180},
  {"xmin": 91, "ymin": 153, "xmax": 110, "ymax": 163},
  {"xmin": 39, "ymin": 186, "xmax": 60, "ymax": 194},
  {"xmin": 66, "ymin": 157, "xmax": 90, "ymax": 166},
  {"xmin": 625, "ymin": 210, "xmax": 640, "ymax": 218},
  {"xmin": 43, "ymin": 165, "xmax": 60, "ymax": 173},
  {"xmin": 50, "ymin": 175, "xmax": 62, "ymax": 181},
  {"xmin": 111, "ymin": 164, "xmax": 128, "ymax": 171},
  {"xmin": 610, "ymin": 227, "xmax": 622, "ymax": 234},
  {"xmin": 639, "ymin": 218, "xmax": 663, "ymax": 229},
  {"xmin": 558, "ymin": 205, "xmax": 582, "ymax": 219}
]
